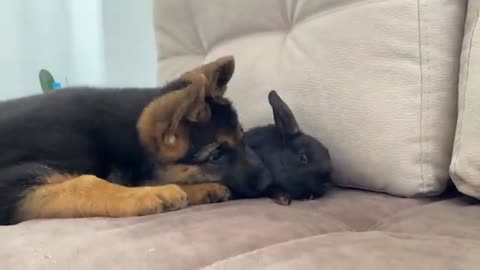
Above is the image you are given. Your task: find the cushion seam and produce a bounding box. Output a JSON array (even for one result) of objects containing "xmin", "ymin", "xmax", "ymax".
[
  {"xmin": 288, "ymin": 206, "xmax": 354, "ymax": 231},
  {"xmin": 417, "ymin": 0, "xmax": 427, "ymax": 193},
  {"xmin": 198, "ymin": 231, "xmax": 480, "ymax": 269},
  {"xmin": 155, "ymin": 28, "xmax": 205, "ymax": 59},
  {"xmin": 187, "ymin": 1, "xmax": 207, "ymax": 54},
  {"xmin": 196, "ymin": 230, "xmax": 347, "ymax": 270},
  {"xmin": 294, "ymin": 0, "xmax": 387, "ymax": 28},
  {"xmin": 365, "ymin": 199, "xmax": 445, "ymax": 231}
]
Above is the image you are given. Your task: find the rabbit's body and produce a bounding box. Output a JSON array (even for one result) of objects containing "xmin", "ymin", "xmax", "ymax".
[{"xmin": 245, "ymin": 91, "xmax": 332, "ymax": 205}]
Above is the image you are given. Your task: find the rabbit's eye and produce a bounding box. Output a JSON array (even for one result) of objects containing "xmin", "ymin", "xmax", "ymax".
[{"xmin": 298, "ymin": 152, "xmax": 309, "ymax": 164}]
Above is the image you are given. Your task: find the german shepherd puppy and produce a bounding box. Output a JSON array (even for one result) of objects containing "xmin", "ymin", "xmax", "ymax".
[{"xmin": 0, "ymin": 56, "xmax": 272, "ymax": 225}]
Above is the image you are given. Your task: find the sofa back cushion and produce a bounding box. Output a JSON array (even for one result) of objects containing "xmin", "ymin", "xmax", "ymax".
[
  {"xmin": 153, "ymin": 0, "xmax": 466, "ymax": 197},
  {"xmin": 450, "ymin": 0, "xmax": 480, "ymax": 199}
]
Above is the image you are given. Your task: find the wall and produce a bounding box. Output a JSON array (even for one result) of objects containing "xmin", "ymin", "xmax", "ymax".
[
  {"xmin": 0, "ymin": 0, "xmax": 70, "ymax": 99},
  {"xmin": 102, "ymin": 0, "xmax": 156, "ymax": 88},
  {"xmin": 0, "ymin": 0, "xmax": 156, "ymax": 100}
]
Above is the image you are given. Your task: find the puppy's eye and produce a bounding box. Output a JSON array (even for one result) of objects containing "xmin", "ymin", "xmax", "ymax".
[
  {"xmin": 298, "ymin": 152, "xmax": 309, "ymax": 164},
  {"xmin": 209, "ymin": 148, "xmax": 227, "ymax": 162}
]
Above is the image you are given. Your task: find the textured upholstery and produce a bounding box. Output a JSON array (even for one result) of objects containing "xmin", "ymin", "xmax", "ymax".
[
  {"xmin": 450, "ymin": 0, "xmax": 480, "ymax": 199},
  {"xmin": 154, "ymin": 0, "xmax": 466, "ymax": 197},
  {"xmin": 0, "ymin": 189, "xmax": 478, "ymax": 270}
]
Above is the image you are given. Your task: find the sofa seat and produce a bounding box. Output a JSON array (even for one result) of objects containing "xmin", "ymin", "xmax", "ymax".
[{"xmin": 1, "ymin": 189, "xmax": 477, "ymax": 270}]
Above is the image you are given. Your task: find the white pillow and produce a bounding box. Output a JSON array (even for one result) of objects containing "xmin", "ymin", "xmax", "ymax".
[
  {"xmin": 153, "ymin": 0, "xmax": 466, "ymax": 197},
  {"xmin": 450, "ymin": 0, "xmax": 480, "ymax": 199}
]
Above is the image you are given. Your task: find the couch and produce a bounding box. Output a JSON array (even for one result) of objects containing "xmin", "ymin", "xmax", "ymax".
[{"xmin": 1, "ymin": 1, "xmax": 479, "ymax": 269}]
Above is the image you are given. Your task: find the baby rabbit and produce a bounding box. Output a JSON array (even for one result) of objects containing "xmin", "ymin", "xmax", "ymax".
[{"xmin": 245, "ymin": 90, "xmax": 332, "ymax": 205}]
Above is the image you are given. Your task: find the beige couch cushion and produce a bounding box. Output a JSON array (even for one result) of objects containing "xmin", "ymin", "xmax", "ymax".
[
  {"xmin": 203, "ymin": 232, "xmax": 479, "ymax": 270},
  {"xmin": 0, "ymin": 189, "xmax": 478, "ymax": 270},
  {"xmin": 450, "ymin": 0, "xmax": 480, "ymax": 199},
  {"xmin": 153, "ymin": 0, "xmax": 466, "ymax": 197}
]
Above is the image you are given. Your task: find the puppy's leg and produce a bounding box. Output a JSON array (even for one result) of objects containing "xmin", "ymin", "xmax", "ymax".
[
  {"xmin": 178, "ymin": 183, "xmax": 231, "ymax": 205},
  {"xmin": 146, "ymin": 165, "xmax": 231, "ymax": 205},
  {"xmin": 13, "ymin": 174, "xmax": 188, "ymax": 223}
]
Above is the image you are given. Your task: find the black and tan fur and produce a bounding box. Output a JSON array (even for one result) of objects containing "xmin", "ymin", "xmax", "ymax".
[{"xmin": 0, "ymin": 56, "xmax": 272, "ymax": 225}]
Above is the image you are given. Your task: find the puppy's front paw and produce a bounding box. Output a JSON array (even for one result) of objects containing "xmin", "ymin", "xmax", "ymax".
[
  {"xmin": 179, "ymin": 183, "xmax": 231, "ymax": 205},
  {"xmin": 151, "ymin": 184, "xmax": 189, "ymax": 211}
]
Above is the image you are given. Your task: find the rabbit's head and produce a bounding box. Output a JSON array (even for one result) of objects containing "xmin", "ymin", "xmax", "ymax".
[{"xmin": 245, "ymin": 90, "xmax": 332, "ymax": 204}]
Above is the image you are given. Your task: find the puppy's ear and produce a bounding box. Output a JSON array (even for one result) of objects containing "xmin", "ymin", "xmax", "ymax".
[
  {"xmin": 268, "ymin": 90, "xmax": 300, "ymax": 139},
  {"xmin": 137, "ymin": 73, "xmax": 210, "ymax": 163},
  {"xmin": 181, "ymin": 55, "xmax": 235, "ymax": 99}
]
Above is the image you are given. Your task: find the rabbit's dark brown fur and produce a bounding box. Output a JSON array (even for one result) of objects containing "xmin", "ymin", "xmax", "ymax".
[{"xmin": 245, "ymin": 91, "xmax": 332, "ymax": 205}]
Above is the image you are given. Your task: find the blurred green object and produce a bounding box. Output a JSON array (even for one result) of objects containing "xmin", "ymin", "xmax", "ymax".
[{"xmin": 38, "ymin": 69, "xmax": 55, "ymax": 93}]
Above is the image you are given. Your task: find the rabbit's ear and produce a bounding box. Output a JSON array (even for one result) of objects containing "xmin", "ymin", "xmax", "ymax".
[{"xmin": 268, "ymin": 90, "xmax": 300, "ymax": 139}]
